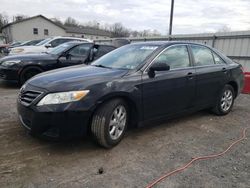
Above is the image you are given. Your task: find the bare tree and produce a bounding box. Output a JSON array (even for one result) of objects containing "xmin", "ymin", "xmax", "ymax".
[
  {"xmin": 83, "ymin": 20, "xmax": 100, "ymax": 29},
  {"xmin": 64, "ymin": 17, "xmax": 79, "ymax": 27},
  {"xmin": 51, "ymin": 17, "xmax": 63, "ymax": 26},
  {"xmin": 110, "ymin": 23, "xmax": 130, "ymax": 37},
  {"xmin": 13, "ymin": 14, "xmax": 28, "ymax": 22}
]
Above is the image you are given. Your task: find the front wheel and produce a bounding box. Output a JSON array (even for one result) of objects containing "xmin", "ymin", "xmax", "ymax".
[
  {"xmin": 91, "ymin": 99, "xmax": 128, "ymax": 148},
  {"xmin": 212, "ymin": 84, "xmax": 235, "ymax": 115},
  {"xmin": 19, "ymin": 67, "xmax": 43, "ymax": 85}
]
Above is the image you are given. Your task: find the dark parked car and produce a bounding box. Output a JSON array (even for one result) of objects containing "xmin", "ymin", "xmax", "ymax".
[
  {"xmin": 0, "ymin": 42, "xmax": 116, "ymax": 85},
  {"xmin": 17, "ymin": 42, "xmax": 244, "ymax": 148}
]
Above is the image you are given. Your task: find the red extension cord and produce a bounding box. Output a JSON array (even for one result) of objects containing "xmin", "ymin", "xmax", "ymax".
[{"xmin": 146, "ymin": 127, "xmax": 249, "ymax": 188}]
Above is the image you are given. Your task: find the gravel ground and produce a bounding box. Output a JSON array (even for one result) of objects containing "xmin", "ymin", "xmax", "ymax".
[{"xmin": 0, "ymin": 81, "xmax": 249, "ymax": 188}]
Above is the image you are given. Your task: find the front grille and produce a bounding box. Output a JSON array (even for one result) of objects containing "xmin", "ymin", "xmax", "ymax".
[
  {"xmin": 0, "ymin": 71, "xmax": 5, "ymax": 78},
  {"xmin": 19, "ymin": 90, "xmax": 43, "ymax": 106}
]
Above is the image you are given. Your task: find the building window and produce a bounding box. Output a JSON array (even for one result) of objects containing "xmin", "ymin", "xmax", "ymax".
[
  {"xmin": 33, "ymin": 28, "xmax": 38, "ymax": 35},
  {"xmin": 44, "ymin": 29, "xmax": 49, "ymax": 36}
]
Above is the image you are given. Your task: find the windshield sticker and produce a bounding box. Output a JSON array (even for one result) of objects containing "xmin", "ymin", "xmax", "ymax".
[{"xmin": 140, "ymin": 46, "xmax": 158, "ymax": 50}]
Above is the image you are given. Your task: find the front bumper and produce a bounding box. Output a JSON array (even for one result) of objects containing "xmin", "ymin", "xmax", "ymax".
[
  {"xmin": 0, "ymin": 66, "xmax": 19, "ymax": 81},
  {"xmin": 17, "ymin": 101, "xmax": 91, "ymax": 139}
]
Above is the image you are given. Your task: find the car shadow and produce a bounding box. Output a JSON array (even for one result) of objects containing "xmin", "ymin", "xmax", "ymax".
[
  {"xmin": 0, "ymin": 80, "xmax": 20, "ymax": 89},
  {"xmin": 35, "ymin": 110, "xmax": 213, "ymax": 153}
]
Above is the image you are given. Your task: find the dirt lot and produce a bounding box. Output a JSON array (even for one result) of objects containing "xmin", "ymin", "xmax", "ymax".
[{"xmin": 0, "ymin": 81, "xmax": 249, "ymax": 188}]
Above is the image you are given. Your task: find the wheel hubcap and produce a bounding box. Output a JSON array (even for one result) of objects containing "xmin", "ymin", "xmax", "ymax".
[
  {"xmin": 221, "ymin": 89, "xmax": 233, "ymax": 112},
  {"xmin": 109, "ymin": 105, "xmax": 127, "ymax": 140}
]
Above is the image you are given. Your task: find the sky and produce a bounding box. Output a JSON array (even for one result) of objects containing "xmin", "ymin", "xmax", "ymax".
[{"xmin": 1, "ymin": 0, "xmax": 250, "ymax": 35}]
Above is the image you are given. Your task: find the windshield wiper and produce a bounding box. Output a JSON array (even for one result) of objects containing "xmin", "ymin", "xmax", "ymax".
[{"xmin": 92, "ymin": 64, "xmax": 112, "ymax": 69}]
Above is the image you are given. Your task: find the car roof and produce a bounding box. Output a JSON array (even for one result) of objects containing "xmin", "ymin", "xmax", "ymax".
[
  {"xmin": 131, "ymin": 41, "xmax": 209, "ymax": 48},
  {"xmin": 51, "ymin": 36, "xmax": 92, "ymax": 42},
  {"xmin": 64, "ymin": 41, "xmax": 93, "ymax": 45},
  {"xmin": 64, "ymin": 41, "xmax": 116, "ymax": 48},
  {"xmin": 94, "ymin": 44, "xmax": 116, "ymax": 48}
]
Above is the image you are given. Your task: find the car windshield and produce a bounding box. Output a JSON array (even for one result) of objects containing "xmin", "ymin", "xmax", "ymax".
[
  {"xmin": 35, "ymin": 38, "xmax": 52, "ymax": 46},
  {"xmin": 48, "ymin": 43, "xmax": 74, "ymax": 55},
  {"xmin": 92, "ymin": 44, "xmax": 159, "ymax": 70},
  {"xmin": 25, "ymin": 39, "xmax": 43, "ymax": 46}
]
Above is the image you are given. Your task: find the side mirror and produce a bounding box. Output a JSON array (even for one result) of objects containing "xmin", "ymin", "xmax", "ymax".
[
  {"xmin": 148, "ymin": 62, "xmax": 170, "ymax": 78},
  {"xmin": 65, "ymin": 53, "xmax": 72, "ymax": 60},
  {"xmin": 45, "ymin": 44, "xmax": 52, "ymax": 48}
]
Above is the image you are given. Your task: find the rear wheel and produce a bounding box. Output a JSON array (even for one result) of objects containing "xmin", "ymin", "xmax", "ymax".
[
  {"xmin": 212, "ymin": 84, "xmax": 235, "ymax": 115},
  {"xmin": 91, "ymin": 99, "xmax": 128, "ymax": 148},
  {"xmin": 19, "ymin": 67, "xmax": 43, "ymax": 85}
]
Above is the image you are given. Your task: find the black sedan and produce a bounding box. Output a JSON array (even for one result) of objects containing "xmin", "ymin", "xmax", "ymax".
[
  {"xmin": 0, "ymin": 42, "xmax": 115, "ymax": 85},
  {"xmin": 17, "ymin": 41, "xmax": 244, "ymax": 148}
]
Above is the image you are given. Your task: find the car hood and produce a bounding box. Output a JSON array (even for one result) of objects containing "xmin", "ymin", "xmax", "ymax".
[
  {"xmin": 28, "ymin": 65, "xmax": 129, "ymax": 91},
  {"xmin": 0, "ymin": 53, "xmax": 56, "ymax": 62},
  {"xmin": 10, "ymin": 45, "xmax": 47, "ymax": 54}
]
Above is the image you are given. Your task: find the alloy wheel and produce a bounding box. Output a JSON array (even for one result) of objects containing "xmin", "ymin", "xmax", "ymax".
[
  {"xmin": 109, "ymin": 105, "xmax": 127, "ymax": 140},
  {"xmin": 221, "ymin": 89, "xmax": 233, "ymax": 112}
]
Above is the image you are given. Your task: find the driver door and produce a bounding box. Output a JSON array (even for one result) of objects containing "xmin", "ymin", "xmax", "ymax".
[
  {"xmin": 58, "ymin": 44, "xmax": 92, "ymax": 67},
  {"xmin": 142, "ymin": 45, "xmax": 196, "ymax": 120}
]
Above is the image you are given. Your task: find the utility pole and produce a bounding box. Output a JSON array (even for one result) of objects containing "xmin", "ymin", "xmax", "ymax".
[{"xmin": 168, "ymin": 0, "xmax": 174, "ymax": 39}]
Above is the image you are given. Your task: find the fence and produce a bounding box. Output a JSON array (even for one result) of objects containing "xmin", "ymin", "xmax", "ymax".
[{"xmin": 95, "ymin": 30, "xmax": 250, "ymax": 72}]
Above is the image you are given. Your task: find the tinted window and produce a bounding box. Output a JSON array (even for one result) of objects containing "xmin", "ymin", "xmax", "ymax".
[
  {"xmin": 191, "ymin": 45, "xmax": 215, "ymax": 66},
  {"xmin": 68, "ymin": 44, "xmax": 92, "ymax": 57},
  {"xmin": 213, "ymin": 52, "xmax": 225, "ymax": 64},
  {"xmin": 94, "ymin": 46, "xmax": 115, "ymax": 58},
  {"xmin": 153, "ymin": 45, "xmax": 190, "ymax": 69},
  {"xmin": 50, "ymin": 39, "xmax": 73, "ymax": 47}
]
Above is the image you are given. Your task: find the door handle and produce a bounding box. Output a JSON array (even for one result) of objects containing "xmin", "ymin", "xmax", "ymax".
[
  {"xmin": 222, "ymin": 67, "xmax": 228, "ymax": 73},
  {"xmin": 187, "ymin": 72, "xmax": 194, "ymax": 79}
]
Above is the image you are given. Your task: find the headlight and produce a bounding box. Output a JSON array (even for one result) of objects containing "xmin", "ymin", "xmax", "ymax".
[
  {"xmin": 37, "ymin": 90, "xmax": 89, "ymax": 106},
  {"xmin": 11, "ymin": 48, "xmax": 24, "ymax": 53},
  {"xmin": 1, "ymin": 60, "xmax": 21, "ymax": 66}
]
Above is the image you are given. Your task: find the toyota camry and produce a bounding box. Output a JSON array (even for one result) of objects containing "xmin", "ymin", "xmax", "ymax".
[{"xmin": 17, "ymin": 41, "xmax": 244, "ymax": 148}]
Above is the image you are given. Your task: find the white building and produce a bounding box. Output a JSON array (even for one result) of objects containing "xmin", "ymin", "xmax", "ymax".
[{"xmin": 1, "ymin": 15, "xmax": 111, "ymax": 43}]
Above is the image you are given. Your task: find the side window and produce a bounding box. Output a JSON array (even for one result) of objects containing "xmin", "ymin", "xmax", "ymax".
[
  {"xmin": 50, "ymin": 39, "xmax": 61, "ymax": 47},
  {"xmin": 33, "ymin": 28, "xmax": 38, "ymax": 35},
  {"xmin": 213, "ymin": 52, "xmax": 226, "ymax": 64},
  {"xmin": 50, "ymin": 39, "xmax": 72, "ymax": 47},
  {"xmin": 95, "ymin": 46, "xmax": 115, "ymax": 58},
  {"xmin": 68, "ymin": 44, "xmax": 92, "ymax": 57},
  {"xmin": 191, "ymin": 45, "xmax": 215, "ymax": 66},
  {"xmin": 44, "ymin": 29, "xmax": 49, "ymax": 36},
  {"xmin": 153, "ymin": 45, "xmax": 190, "ymax": 69}
]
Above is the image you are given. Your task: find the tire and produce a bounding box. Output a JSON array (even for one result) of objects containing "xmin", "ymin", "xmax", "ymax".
[
  {"xmin": 212, "ymin": 84, "xmax": 235, "ymax": 116},
  {"xmin": 91, "ymin": 99, "xmax": 129, "ymax": 148},
  {"xmin": 19, "ymin": 67, "xmax": 43, "ymax": 85}
]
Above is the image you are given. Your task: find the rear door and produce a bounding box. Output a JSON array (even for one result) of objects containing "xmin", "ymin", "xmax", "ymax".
[
  {"xmin": 189, "ymin": 44, "xmax": 230, "ymax": 107},
  {"xmin": 142, "ymin": 45, "xmax": 196, "ymax": 120}
]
